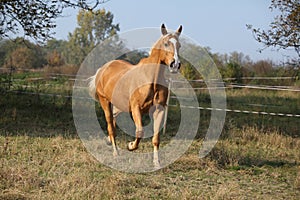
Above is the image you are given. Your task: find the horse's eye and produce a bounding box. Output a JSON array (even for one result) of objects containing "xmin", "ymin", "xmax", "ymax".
[{"xmin": 164, "ymin": 43, "xmax": 169, "ymax": 47}]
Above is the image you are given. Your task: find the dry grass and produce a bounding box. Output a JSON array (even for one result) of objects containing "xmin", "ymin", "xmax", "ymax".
[
  {"xmin": 1, "ymin": 82, "xmax": 299, "ymax": 199},
  {"xmin": 1, "ymin": 127, "xmax": 299, "ymax": 200}
]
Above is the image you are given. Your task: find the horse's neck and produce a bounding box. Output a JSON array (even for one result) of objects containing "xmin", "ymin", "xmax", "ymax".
[
  {"xmin": 137, "ymin": 50, "xmax": 165, "ymax": 90},
  {"xmin": 139, "ymin": 50, "xmax": 164, "ymax": 76},
  {"xmin": 140, "ymin": 49, "xmax": 161, "ymax": 64}
]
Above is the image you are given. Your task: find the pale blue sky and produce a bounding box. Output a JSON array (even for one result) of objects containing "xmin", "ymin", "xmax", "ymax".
[{"xmin": 54, "ymin": 0, "xmax": 296, "ymax": 63}]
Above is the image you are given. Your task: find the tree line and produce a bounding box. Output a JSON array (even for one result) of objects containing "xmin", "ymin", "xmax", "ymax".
[
  {"xmin": 0, "ymin": 9, "xmax": 119, "ymax": 70},
  {"xmin": 0, "ymin": 7, "xmax": 299, "ymax": 83}
]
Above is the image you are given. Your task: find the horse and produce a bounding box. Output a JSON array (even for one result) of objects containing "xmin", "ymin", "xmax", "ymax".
[{"xmin": 88, "ymin": 24, "xmax": 182, "ymax": 169}]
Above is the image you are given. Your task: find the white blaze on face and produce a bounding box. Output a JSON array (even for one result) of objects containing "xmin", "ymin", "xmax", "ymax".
[{"xmin": 169, "ymin": 37, "xmax": 180, "ymax": 72}]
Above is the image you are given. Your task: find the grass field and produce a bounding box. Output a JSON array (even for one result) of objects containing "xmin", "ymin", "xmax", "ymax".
[
  {"xmin": 1, "ymin": 73, "xmax": 300, "ymax": 199},
  {"xmin": 1, "ymin": 128, "xmax": 299, "ymax": 199}
]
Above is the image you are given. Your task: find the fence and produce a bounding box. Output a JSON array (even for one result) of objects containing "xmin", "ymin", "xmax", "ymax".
[
  {"xmin": 167, "ymin": 78, "xmax": 300, "ymax": 117},
  {"xmin": 1, "ymin": 68, "xmax": 299, "ymax": 136}
]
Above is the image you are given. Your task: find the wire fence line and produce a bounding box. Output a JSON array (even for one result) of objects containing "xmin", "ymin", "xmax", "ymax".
[
  {"xmin": 1, "ymin": 74, "xmax": 297, "ymax": 89},
  {"xmin": 171, "ymin": 78, "xmax": 300, "ymax": 91},
  {"xmin": 227, "ymin": 84, "xmax": 300, "ymax": 92},
  {"xmin": 172, "ymin": 84, "xmax": 300, "ymax": 92},
  {"xmin": 9, "ymin": 81, "xmax": 300, "ymax": 91},
  {"xmin": 1, "ymin": 67, "xmax": 297, "ymax": 80},
  {"xmin": 171, "ymin": 76, "xmax": 297, "ymax": 83},
  {"xmin": 1, "ymin": 67, "xmax": 298, "ymax": 87},
  {"xmin": 5, "ymin": 86, "xmax": 299, "ymax": 118},
  {"xmin": 3, "ymin": 73, "xmax": 298, "ymax": 91},
  {"xmin": 1, "ymin": 69, "xmax": 299, "ymax": 118},
  {"xmin": 168, "ymin": 104, "xmax": 300, "ymax": 118},
  {"xmin": 6, "ymin": 78, "xmax": 300, "ymax": 92}
]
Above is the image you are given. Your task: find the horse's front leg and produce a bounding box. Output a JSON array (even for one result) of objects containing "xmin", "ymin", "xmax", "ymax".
[
  {"xmin": 128, "ymin": 105, "xmax": 143, "ymax": 151},
  {"xmin": 152, "ymin": 104, "xmax": 165, "ymax": 169}
]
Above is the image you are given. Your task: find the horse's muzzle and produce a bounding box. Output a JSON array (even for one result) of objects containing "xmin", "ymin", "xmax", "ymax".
[{"xmin": 169, "ymin": 60, "xmax": 181, "ymax": 73}]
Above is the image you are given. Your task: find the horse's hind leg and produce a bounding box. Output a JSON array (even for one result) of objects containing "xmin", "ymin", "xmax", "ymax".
[
  {"xmin": 112, "ymin": 105, "xmax": 122, "ymax": 132},
  {"xmin": 128, "ymin": 105, "xmax": 143, "ymax": 151},
  {"xmin": 99, "ymin": 97, "xmax": 119, "ymax": 156}
]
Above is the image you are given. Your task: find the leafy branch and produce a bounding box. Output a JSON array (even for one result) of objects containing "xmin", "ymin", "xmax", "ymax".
[
  {"xmin": 0, "ymin": 0, "xmax": 109, "ymax": 43},
  {"xmin": 247, "ymin": 0, "xmax": 300, "ymax": 66}
]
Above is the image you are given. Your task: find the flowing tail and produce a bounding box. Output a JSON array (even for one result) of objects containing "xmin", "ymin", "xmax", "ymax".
[{"xmin": 87, "ymin": 71, "xmax": 98, "ymax": 102}]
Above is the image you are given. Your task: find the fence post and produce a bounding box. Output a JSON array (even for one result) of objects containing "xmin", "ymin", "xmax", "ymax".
[
  {"xmin": 8, "ymin": 57, "xmax": 14, "ymax": 91},
  {"xmin": 163, "ymin": 78, "xmax": 172, "ymax": 135}
]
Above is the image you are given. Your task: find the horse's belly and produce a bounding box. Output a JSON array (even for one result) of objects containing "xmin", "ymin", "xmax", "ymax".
[{"xmin": 140, "ymin": 99, "xmax": 154, "ymax": 113}]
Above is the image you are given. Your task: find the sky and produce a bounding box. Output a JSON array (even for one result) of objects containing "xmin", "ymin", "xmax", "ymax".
[{"xmin": 54, "ymin": 0, "xmax": 297, "ymax": 63}]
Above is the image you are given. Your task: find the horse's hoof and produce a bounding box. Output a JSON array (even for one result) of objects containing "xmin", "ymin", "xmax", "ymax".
[
  {"xmin": 127, "ymin": 142, "xmax": 138, "ymax": 151},
  {"xmin": 153, "ymin": 161, "xmax": 161, "ymax": 170},
  {"xmin": 105, "ymin": 136, "xmax": 112, "ymax": 146},
  {"xmin": 113, "ymin": 150, "xmax": 119, "ymax": 157}
]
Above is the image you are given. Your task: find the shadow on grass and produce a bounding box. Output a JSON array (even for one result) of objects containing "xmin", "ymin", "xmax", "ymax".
[
  {"xmin": 0, "ymin": 93, "xmax": 77, "ymax": 138},
  {"xmin": 206, "ymin": 144, "xmax": 298, "ymax": 170},
  {"xmin": 237, "ymin": 156, "xmax": 298, "ymax": 168}
]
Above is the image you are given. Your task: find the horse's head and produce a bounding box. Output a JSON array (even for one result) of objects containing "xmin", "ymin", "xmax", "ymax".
[{"xmin": 157, "ymin": 24, "xmax": 182, "ymax": 73}]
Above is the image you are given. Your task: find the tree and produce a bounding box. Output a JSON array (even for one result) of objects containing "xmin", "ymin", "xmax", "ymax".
[
  {"xmin": 247, "ymin": 0, "xmax": 300, "ymax": 65},
  {"xmin": 118, "ymin": 50, "xmax": 148, "ymax": 65},
  {"xmin": 45, "ymin": 39, "xmax": 68, "ymax": 54},
  {"xmin": 47, "ymin": 50, "xmax": 65, "ymax": 67},
  {"xmin": 180, "ymin": 57, "xmax": 199, "ymax": 80},
  {"xmin": 0, "ymin": 39, "xmax": 16, "ymax": 67},
  {"xmin": 64, "ymin": 9, "xmax": 119, "ymax": 65},
  {"xmin": 252, "ymin": 60, "xmax": 274, "ymax": 76},
  {"xmin": 0, "ymin": 37, "xmax": 47, "ymax": 69},
  {"xmin": 0, "ymin": 0, "xmax": 109, "ymax": 43},
  {"xmin": 224, "ymin": 62, "xmax": 243, "ymax": 83},
  {"xmin": 44, "ymin": 39, "xmax": 68, "ymax": 67},
  {"xmin": 6, "ymin": 45, "xmax": 46, "ymax": 69}
]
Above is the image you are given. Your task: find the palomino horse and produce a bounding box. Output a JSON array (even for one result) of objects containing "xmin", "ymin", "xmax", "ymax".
[{"xmin": 88, "ymin": 24, "xmax": 182, "ymax": 169}]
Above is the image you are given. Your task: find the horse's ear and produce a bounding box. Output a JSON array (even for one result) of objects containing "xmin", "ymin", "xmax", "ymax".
[
  {"xmin": 176, "ymin": 25, "xmax": 182, "ymax": 37},
  {"xmin": 161, "ymin": 24, "xmax": 168, "ymax": 35}
]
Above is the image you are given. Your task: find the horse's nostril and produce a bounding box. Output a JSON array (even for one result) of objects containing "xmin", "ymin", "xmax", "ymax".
[
  {"xmin": 170, "ymin": 61, "xmax": 175, "ymax": 68},
  {"xmin": 178, "ymin": 62, "xmax": 181, "ymax": 69}
]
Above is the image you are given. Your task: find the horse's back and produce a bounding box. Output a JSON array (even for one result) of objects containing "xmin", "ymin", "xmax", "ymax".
[
  {"xmin": 95, "ymin": 60, "xmax": 133, "ymax": 101},
  {"xmin": 98, "ymin": 60, "xmax": 132, "ymax": 79}
]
